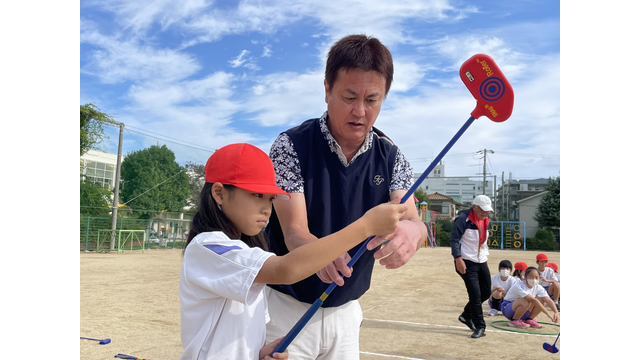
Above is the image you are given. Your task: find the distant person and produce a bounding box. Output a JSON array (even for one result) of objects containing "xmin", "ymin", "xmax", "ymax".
[
  {"xmin": 487, "ymin": 260, "xmax": 518, "ymax": 316},
  {"xmin": 501, "ymin": 266, "xmax": 559, "ymax": 329},
  {"xmin": 512, "ymin": 262, "xmax": 527, "ymax": 281},
  {"xmin": 179, "ymin": 143, "xmax": 407, "ymax": 360},
  {"xmin": 451, "ymin": 195, "xmax": 494, "ymax": 339},
  {"xmin": 535, "ymin": 253, "xmax": 560, "ymax": 310}
]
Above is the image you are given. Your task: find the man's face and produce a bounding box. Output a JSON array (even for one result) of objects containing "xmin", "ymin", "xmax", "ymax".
[
  {"xmin": 324, "ymin": 68, "xmax": 386, "ymax": 148},
  {"xmin": 472, "ymin": 205, "xmax": 491, "ymax": 220}
]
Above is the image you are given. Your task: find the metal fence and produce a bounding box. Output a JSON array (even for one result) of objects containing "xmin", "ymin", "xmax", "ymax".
[{"xmin": 80, "ymin": 217, "xmax": 192, "ymax": 252}]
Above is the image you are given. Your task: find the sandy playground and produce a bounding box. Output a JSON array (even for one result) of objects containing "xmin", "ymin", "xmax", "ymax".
[{"xmin": 80, "ymin": 246, "xmax": 560, "ymax": 360}]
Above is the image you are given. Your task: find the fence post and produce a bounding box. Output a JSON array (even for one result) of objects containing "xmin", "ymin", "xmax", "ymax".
[
  {"xmin": 523, "ymin": 222, "xmax": 527, "ymax": 251},
  {"xmin": 84, "ymin": 217, "xmax": 91, "ymax": 251}
]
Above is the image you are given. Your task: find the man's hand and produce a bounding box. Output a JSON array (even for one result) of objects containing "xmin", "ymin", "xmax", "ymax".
[
  {"xmin": 365, "ymin": 219, "xmax": 422, "ymax": 269},
  {"xmin": 316, "ymin": 252, "xmax": 352, "ymax": 286},
  {"xmin": 455, "ymin": 257, "xmax": 466, "ymax": 274}
]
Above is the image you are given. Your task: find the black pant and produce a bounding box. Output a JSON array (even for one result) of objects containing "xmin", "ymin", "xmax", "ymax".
[{"xmin": 456, "ymin": 259, "xmax": 491, "ymax": 329}]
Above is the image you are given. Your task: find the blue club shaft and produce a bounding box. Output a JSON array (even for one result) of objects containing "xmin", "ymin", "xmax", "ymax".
[{"xmin": 271, "ymin": 115, "xmax": 477, "ymax": 355}]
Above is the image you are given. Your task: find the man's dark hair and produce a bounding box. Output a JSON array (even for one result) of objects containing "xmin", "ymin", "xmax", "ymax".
[{"xmin": 325, "ymin": 34, "xmax": 394, "ymax": 96}]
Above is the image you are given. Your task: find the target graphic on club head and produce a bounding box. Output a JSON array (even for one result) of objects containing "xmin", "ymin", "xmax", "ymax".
[{"xmin": 479, "ymin": 77, "xmax": 505, "ymax": 102}]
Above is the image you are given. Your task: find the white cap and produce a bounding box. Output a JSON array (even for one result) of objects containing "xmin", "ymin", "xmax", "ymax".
[{"xmin": 472, "ymin": 195, "xmax": 493, "ymax": 211}]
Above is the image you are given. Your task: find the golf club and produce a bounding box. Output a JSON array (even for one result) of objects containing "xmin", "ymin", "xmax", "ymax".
[
  {"xmin": 271, "ymin": 53, "xmax": 514, "ymax": 356},
  {"xmin": 543, "ymin": 332, "xmax": 560, "ymax": 353},
  {"xmin": 80, "ymin": 336, "xmax": 111, "ymax": 345}
]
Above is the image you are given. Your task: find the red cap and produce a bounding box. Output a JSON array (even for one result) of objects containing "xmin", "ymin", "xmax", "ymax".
[
  {"xmin": 514, "ymin": 262, "xmax": 527, "ymax": 271},
  {"xmin": 536, "ymin": 253, "xmax": 548, "ymax": 261},
  {"xmin": 547, "ymin": 262, "xmax": 558, "ymax": 272},
  {"xmin": 205, "ymin": 143, "xmax": 290, "ymax": 200}
]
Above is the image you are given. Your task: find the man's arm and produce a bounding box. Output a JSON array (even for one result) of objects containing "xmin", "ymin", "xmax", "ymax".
[
  {"xmin": 365, "ymin": 189, "xmax": 428, "ymax": 269},
  {"xmin": 272, "ymin": 194, "xmax": 353, "ymax": 286},
  {"xmin": 449, "ymin": 213, "xmax": 467, "ymax": 274}
]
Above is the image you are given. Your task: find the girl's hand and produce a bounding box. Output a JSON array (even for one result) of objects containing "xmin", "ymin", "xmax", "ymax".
[
  {"xmin": 363, "ymin": 202, "xmax": 408, "ymax": 237},
  {"xmin": 548, "ymin": 311, "xmax": 559, "ymax": 323},
  {"xmin": 260, "ymin": 337, "xmax": 288, "ymax": 360}
]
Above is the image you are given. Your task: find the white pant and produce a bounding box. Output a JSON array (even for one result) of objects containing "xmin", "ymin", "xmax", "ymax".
[{"xmin": 265, "ymin": 287, "xmax": 363, "ymax": 360}]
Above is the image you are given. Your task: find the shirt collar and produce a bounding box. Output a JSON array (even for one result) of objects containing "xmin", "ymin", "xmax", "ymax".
[{"xmin": 319, "ymin": 111, "xmax": 374, "ymax": 167}]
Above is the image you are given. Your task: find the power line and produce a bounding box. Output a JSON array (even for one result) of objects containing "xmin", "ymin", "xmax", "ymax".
[{"xmin": 124, "ymin": 126, "xmax": 218, "ymax": 154}]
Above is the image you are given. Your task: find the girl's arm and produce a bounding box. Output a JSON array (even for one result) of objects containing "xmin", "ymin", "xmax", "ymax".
[
  {"xmin": 255, "ymin": 202, "xmax": 407, "ymax": 285},
  {"xmin": 524, "ymin": 295, "xmax": 558, "ymax": 322}
]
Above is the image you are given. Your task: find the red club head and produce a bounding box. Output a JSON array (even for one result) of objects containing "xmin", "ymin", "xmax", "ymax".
[{"xmin": 459, "ymin": 54, "xmax": 514, "ymax": 122}]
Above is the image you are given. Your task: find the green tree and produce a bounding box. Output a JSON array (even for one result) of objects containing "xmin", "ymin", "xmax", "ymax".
[
  {"xmin": 80, "ymin": 103, "xmax": 117, "ymax": 155},
  {"xmin": 413, "ymin": 187, "xmax": 430, "ymax": 206},
  {"xmin": 534, "ymin": 176, "xmax": 560, "ymax": 229},
  {"xmin": 184, "ymin": 161, "xmax": 206, "ymax": 210},
  {"xmin": 80, "ymin": 178, "xmax": 112, "ymax": 217},
  {"xmin": 119, "ymin": 145, "xmax": 191, "ymax": 218}
]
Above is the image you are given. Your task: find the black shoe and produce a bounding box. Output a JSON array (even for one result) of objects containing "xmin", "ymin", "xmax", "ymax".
[
  {"xmin": 471, "ymin": 327, "xmax": 486, "ymax": 338},
  {"xmin": 458, "ymin": 315, "xmax": 475, "ymax": 331}
]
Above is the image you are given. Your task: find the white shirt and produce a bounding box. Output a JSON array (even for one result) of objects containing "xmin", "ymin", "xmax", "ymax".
[
  {"xmin": 459, "ymin": 219, "xmax": 490, "ymax": 263},
  {"xmin": 179, "ymin": 232, "xmax": 275, "ymax": 360},
  {"xmin": 491, "ymin": 274, "xmax": 518, "ymax": 293},
  {"xmin": 539, "ymin": 267, "xmax": 558, "ymax": 288},
  {"xmin": 504, "ymin": 278, "xmax": 549, "ymax": 302}
]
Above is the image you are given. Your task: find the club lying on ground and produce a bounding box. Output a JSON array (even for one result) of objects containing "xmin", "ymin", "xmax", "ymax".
[
  {"xmin": 114, "ymin": 353, "xmax": 154, "ymax": 360},
  {"xmin": 80, "ymin": 336, "xmax": 111, "ymax": 345},
  {"xmin": 543, "ymin": 332, "xmax": 560, "ymax": 353},
  {"xmin": 271, "ymin": 53, "xmax": 514, "ymax": 356}
]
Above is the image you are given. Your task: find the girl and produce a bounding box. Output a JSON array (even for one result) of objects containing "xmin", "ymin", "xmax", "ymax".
[
  {"xmin": 179, "ymin": 143, "xmax": 407, "ymax": 360},
  {"xmin": 512, "ymin": 261, "xmax": 527, "ymax": 281},
  {"xmin": 500, "ymin": 266, "xmax": 560, "ymax": 329},
  {"xmin": 487, "ymin": 260, "xmax": 518, "ymax": 316}
]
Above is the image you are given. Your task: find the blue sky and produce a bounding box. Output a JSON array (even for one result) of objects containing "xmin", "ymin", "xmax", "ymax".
[{"xmin": 80, "ymin": 0, "xmax": 560, "ymax": 181}]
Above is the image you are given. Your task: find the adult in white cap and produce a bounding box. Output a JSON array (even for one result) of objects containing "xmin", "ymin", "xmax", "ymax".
[{"xmin": 450, "ymin": 195, "xmax": 493, "ymax": 338}]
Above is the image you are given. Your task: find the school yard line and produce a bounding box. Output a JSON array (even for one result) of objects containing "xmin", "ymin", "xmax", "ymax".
[
  {"xmin": 359, "ymin": 351, "xmax": 428, "ymax": 360},
  {"xmin": 362, "ymin": 317, "xmax": 557, "ymax": 337}
]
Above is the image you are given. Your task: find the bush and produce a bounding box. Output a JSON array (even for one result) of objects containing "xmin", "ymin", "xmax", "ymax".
[
  {"xmin": 525, "ymin": 237, "xmax": 558, "ymax": 251},
  {"xmin": 535, "ymin": 229, "xmax": 555, "ymax": 242}
]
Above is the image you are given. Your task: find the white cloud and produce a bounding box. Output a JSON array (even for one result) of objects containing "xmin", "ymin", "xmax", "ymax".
[
  {"xmin": 262, "ymin": 45, "xmax": 273, "ymax": 57},
  {"xmin": 80, "ymin": 25, "xmax": 200, "ymax": 83},
  {"xmin": 243, "ymin": 71, "xmax": 326, "ymax": 127}
]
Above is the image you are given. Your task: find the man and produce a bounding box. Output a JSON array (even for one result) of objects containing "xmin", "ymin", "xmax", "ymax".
[
  {"xmin": 450, "ymin": 195, "xmax": 493, "ymax": 339},
  {"xmin": 265, "ymin": 34, "xmax": 427, "ymax": 359}
]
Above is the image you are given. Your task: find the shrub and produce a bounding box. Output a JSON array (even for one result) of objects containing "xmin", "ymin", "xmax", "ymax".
[{"xmin": 535, "ymin": 229, "xmax": 555, "ymax": 242}]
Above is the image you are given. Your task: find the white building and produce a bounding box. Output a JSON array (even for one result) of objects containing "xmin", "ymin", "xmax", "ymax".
[
  {"xmin": 80, "ymin": 150, "xmax": 123, "ymax": 189},
  {"xmin": 515, "ymin": 191, "xmax": 547, "ymax": 238},
  {"xmin": 413, "ymin": 162, "xmax": 493, "ymax": 204}
]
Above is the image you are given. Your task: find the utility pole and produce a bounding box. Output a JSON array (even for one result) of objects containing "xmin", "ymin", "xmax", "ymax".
[
  {"xmin": 501, "ymin": 171, "xmax": 505, "ymax": 220},
  {"xmin": 110, "ymin": 122, "xmax": 124, "ymax": 250},
  {"xmin": 475, "ymin": 149, "xmax": 494, "ymax": 195}
]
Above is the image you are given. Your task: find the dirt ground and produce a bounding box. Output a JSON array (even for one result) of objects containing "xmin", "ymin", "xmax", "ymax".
[{"xmin": 80, "ymin": 246, "xmax": 560, "ymax": 360}]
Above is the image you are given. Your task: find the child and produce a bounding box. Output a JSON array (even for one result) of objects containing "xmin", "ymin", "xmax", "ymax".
[
  {"xmin": 536, "ymin": 253, "xmax": 560, "ymax": 310},
  {"xmin": 500, "ymin": 266, "xmax": 560, "ymax": 328},
  {"xmin": 512, "ymin": 261, "xmax": 527, "ymax": 280},
  {"xmin": 547, "ymin": 262, "xmax": 560, "ymax": 310},
  {"xmin": 179, "ymin": 143, "xmax": 408, "ymax": 360},
  {"xmin": 487, "ymin": 260, "xmax": 518, "ymax": 316},
  {"xmin": 548, "ymin": 262, "xmax": 560, "ymax": 283}
]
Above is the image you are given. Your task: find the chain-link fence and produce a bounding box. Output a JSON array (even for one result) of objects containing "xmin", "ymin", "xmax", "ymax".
[{"xmin": 80, "ymin": 217, "xmax": 192, "ymax": 252}]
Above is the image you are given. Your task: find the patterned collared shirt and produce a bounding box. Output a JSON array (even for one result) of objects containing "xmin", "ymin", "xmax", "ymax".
[{"xmin": 269, "ymin": 111, "xmax": 414, "ymax": 194}]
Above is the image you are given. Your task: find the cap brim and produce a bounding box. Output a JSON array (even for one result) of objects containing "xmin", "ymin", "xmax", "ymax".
[
  {"xmin": 479, "ymin": 205, "xmax": 493, "ymax": 212},
  {"xmin": 233, "ymin": 183, "xmax": 291, "ymax": 200}
]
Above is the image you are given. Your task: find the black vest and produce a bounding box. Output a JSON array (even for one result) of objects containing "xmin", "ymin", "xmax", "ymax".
[{"xmin": 266, "ymin": 118, "xmax": 398, "ymax": 307}]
